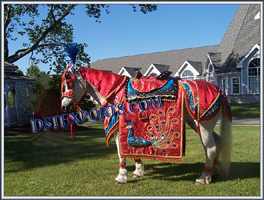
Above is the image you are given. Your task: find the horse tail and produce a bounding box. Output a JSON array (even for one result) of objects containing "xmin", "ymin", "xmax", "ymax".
[{"xmin": 219, "ymin": 103, "xmax": 232, "ymax": 177}]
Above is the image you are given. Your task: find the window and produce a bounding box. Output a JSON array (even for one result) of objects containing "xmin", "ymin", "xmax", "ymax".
[
  {"xmin": 181, "ymin": 70, "xmax": 194, "ymax": 80},
  {"xmin": 232, "ymin": 77, "xmax": 240, "ymax": 95},
  {"xmin": 149, "ymin": 72, "xmax": 157, "ymax": 77},
  {"xmin": 248, "ymin": 58, "xmax": 260, "ymax": 94}
]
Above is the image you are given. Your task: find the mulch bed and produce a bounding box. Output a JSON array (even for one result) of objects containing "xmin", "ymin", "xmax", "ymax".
[{"xmin": 4, "ymin": 124, "xmax": 90, "ymax": 136}]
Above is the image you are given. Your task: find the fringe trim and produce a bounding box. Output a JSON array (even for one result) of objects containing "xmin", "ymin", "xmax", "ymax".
[
  {"xmin": 105, "ymin": 123, "xmax": 119, "ymax": 146},
  {"xmin": 120, "ymin": 155, "xmax": 182, "ymax": 163}
]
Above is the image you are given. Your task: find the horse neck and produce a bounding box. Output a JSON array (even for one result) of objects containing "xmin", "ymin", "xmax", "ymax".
[{"xmin": 79, "ymin": 67, "xmax": 127, "ymax": 106}]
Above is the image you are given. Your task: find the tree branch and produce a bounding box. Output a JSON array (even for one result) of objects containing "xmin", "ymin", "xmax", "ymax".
[
  {"xmin": 6, "ymin": 43, "xmax": 62, "ymax": 61},
  {"xmin": 6, "ymin": 4, "xmax": 75, "ymax": 63},
  {"xmin": 4, "ymin": 4, "xmax": 12, "ymax": 59}
]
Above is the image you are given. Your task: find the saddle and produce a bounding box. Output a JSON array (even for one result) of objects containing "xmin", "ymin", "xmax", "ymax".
[{"xmin": 126, "ymin": 71, "xmax": 179, "ymax": 102}]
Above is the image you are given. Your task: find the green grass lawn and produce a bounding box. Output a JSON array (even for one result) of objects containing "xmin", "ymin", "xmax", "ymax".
[
  {"xmin": 230, "ymin": 103, "xmax": 260, "ymax": 119},
  {"xmin": 4, "ymin": 124, "xmax": 260, "ymax": 197}
]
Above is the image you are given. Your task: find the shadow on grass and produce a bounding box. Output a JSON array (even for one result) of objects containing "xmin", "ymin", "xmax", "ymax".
[
  {"xmin": 4, "ymin": 125, "xmax": 117, "ymax": 173},
  {"xmin": 127, "ymin": 161, "xmax": 260, "ymax": 183}
]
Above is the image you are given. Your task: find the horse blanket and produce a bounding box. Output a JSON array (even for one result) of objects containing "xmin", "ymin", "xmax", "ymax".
[{"xmin": 104, "ymin": 77, "xmax": 232, "ymax": 162}]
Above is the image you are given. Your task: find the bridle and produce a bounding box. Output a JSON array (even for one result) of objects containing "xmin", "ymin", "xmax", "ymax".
[{"xmin": 61, "ymin": 60, "xmax": 87, "ymax": 140}]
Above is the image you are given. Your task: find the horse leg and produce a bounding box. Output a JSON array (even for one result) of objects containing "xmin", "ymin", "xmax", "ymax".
[
  {"xmin": 132, "ymin": 159, "xmax": 144, "ymax": 178},
  {"xmin": 114, "ymin": 158, "xmax": 128, "ymax": 184},
  {"xmin": 195, "ymin": 114, "xmax": 219, "ymax": 185},
  {"xmin": 114, "ymin": 132, "xmax": 128, "ymax": 184},
  {"xmin": 212, "ymin": 132, "xmax": 220, "ymax": 178}
]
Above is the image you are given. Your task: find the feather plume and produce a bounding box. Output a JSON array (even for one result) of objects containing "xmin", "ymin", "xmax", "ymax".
[{"xmin": 64, "ymin": 43, "xmax": 80, "ymax": 64}]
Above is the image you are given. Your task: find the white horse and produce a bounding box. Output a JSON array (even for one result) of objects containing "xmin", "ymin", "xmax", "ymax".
[{"xmin": 61, "ymin": 67, "xmax": 232, "ymax": 185}]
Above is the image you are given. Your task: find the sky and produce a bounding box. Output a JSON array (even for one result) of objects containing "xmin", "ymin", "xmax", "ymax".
[{"xmin": 7, "ymin": 3, "xmax": 240, "ymax": 74}]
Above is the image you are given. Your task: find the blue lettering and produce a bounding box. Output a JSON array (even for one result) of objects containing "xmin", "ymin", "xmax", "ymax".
[
  {"xmin": 157, "ymin": 96, "xmax": 163, "ymax": 108},
  {"xmin": 32, "ymin": 119, "xmax": 44, "ymax": 131},
  {"xmin": 51, "ymin": 115, "xmax": 60, "ymax": 127},
  {"xmin": 61, "ymin": 114, "xmax": 70, "ymax": 126},
  {"xmin": 44, "ymin": 117, "xmax": 52, "ymax": 129},
  {"xmin": 129, "ymin": 101, "xmax": 139, "ymax": 113},
  {"xmin": 70, "ymin": 112, "xmax": 81, "ymax": 123},
  {"xmin": 80, "ymin": 111, "xmax": 88, "ymax": 122},
  {"xmin": 139, "ymin": 99, "xmax": 149, "ymax": 111},
  {"xmin": 117, "ymin": 104, "xmax": 125, "ymax": 115},
  {"xmin": 100, "ymin": 107, "xmax": 110, "ymax": 119},
  {"xmin": 89, "ymin": 109, "xmax": 99, "ymax": 120},
  {"xmin": 107, "ymin": 105, "xmax": 116, "ymax": 116},
  {"xmin": 150, "ymin": 97, "xmax": 163, "ymax": 109}
]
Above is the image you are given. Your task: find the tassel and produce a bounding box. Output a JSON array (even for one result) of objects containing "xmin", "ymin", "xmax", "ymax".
[{"xmin": 64, "ymin": 43, "xmax": 80, "ymax": 64}]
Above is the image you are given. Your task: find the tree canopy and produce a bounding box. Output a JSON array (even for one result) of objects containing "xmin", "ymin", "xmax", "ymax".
[{"xmin": 4, "ymin": 4, "xmax": 157, "ymax": 75}]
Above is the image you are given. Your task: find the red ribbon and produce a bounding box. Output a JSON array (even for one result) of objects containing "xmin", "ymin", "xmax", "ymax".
[
  {"xmin": 67, "ymin": 114, "xmax": 76, "ymax": 141},
  {"xmin": 203, "ymin": 166, "xmax": 212, "ymax": 174}
]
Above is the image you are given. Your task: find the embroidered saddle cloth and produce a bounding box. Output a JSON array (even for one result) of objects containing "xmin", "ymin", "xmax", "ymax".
[
  {"xmin": 180, "ymin": 80, "xmax": 232, "ymax": 124},
  {"xmin": 104, "ymin": 79, "xmax": 232, "ymax": 162},
  {"xmin": 119, "ymin": 86, "xmax": 184, "ymax": 162},
  {"xmin": 126, "ymin": 77, "xmax": 178, "ymax": 102}
]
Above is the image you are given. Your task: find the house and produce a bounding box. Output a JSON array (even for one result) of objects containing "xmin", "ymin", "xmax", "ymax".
[
  {"xmin": 4, "ymin": 62, "xmax": 35, "ymax": 126},
  {"xmin": 90, "ymin": 4, "xmax": 261, "ymax": 103}
]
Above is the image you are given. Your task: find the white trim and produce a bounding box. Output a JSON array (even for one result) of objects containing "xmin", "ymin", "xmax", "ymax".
[
  {"xmin": 118, "ymin": 67, "xmax": 132, "ymax": 77},
  {"xmin": 236, "ymin": 44, "xmax": 260, "ymax": 68},
  {"xmin": 118, "ymin": 67, "xmax": 125, "ymax": 75},
  {"xmin": 255, "ymin": 12, "xmax": 260, "ymax": 20},
  {"xmin": 174, "ymin": 60, "xmax": 200, "ymax": 78},
  {"xmin": 247, "ymin": 57, "xmax": 260, "ymax": 94},
  {"xmin": 143, "ymin": 64, "xmax": 161, "ymax": 76}
]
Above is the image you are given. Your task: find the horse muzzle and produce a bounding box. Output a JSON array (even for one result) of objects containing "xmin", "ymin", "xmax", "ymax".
[{"xmin": 61, "ymin": 98, "xmax": 74, "ymax": 112}]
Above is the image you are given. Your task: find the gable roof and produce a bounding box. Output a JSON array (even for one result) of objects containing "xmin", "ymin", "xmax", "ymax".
[
  {"xmin": 208, "ymin": 52, "xmax": 222, "ymax": 69},
  {"xmin": 90, "ymin": 45, "xmax": 219, "ymax": 75},
  {"xmin": 186, "ymin": 60, "xmax": 203, "ymax": 74},
  {"xmin": 121, "ymin": 67, "xmax": 141, "ymax": 77},
  {"xmin": 152, "ymin": 64, "xmax": 170, "ymax": 73},
  {"xmin": 218, "ymin": 4, "xmax": 260, "ymax": 73}
]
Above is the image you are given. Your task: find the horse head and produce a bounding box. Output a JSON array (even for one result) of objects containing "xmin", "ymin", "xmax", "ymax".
[{"xmin": 61, "ymin": 65, "xmax": 86, "ymax": 112}]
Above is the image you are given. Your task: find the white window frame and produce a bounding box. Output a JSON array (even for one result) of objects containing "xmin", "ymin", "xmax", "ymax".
[
  {"xmin": 247, "ymin": 58, "xmax": 260, "ymax": 94},
  {"xmin": 181, "ymin": 69, "xmax": 194, "ymax": 80},
  {"xmin": 231, "ymin": 77, "xmax": 240, "ymax": 95}
]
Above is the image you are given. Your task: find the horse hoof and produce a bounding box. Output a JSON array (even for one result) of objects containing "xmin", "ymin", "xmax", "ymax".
[
  {"xmin": 194, "ymin": 180, "xmax": 205, "ymax": 185},
  {"xmin": 113, "ymin": 180, "xmax": 126, "ymax": 184},
  {"xmin": 132, "ymin": 174, "xmax": 140, "ymax": 178}
]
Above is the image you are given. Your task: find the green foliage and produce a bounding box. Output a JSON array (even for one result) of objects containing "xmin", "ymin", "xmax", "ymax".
[
  {"xmin": 15, "ymin": 69, "xmax": 23, "ymax": 75},
  {"xmin": 26, "ymin": 65, "xmax": 40, "ymax": 79},
  {"xmin": 4, "ymin": 125, "xmax": 260, "ymax": 196},
  {"xmin": 7, "ymin": 91, "xmax": 14, "ymax": 108}
]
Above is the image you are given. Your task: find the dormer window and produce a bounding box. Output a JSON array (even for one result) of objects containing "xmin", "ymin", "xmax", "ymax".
[
  {"xmin": 181, "ymin": 70, "xmax": 194, "ymax": 80},
  {"xmin": 149, "ymin": 72, "xmax": 158, "ymax": 77}
]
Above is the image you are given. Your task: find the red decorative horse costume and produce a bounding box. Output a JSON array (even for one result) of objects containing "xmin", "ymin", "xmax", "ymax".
[{"xmin": 61, "ymin": 44, "xmax": 232, "ymax": 185}]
